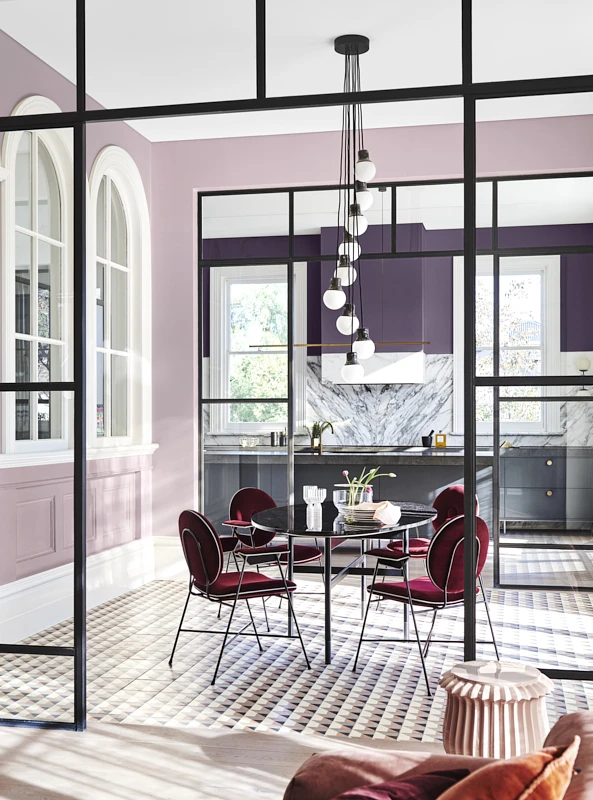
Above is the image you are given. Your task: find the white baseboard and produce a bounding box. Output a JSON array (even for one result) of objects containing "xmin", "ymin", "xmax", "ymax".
[{"xmin": 0, "ymin": 536, "xmax": 186, "ymax": 644}]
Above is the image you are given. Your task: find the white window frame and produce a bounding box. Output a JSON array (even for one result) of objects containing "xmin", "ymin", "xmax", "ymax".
[
  {"xmin": 1, "ymin": 96, "xmax": 73, "ymax": 454},
  {"xmin": 208, "ymin": 264, "xmax": 307, "ymax": 435},
  {"xmin": 453, "ymin": 254, "xmax": 561, "ymax": 435},
  {"xmin": 88, "ymin": 147, "xmax": 152, "ymax": 453}
]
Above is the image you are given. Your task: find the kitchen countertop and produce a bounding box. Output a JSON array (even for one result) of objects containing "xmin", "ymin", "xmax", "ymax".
[{"xmin": 204, "ymin": 446, "xmax": 494, "ymax": 466}]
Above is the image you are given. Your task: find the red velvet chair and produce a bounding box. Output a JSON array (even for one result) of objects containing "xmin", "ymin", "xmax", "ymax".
[
  {"xmin": 224, "ymin": 487, "xmax": 322, "ymax": 567},
  {"xmin": 354, "ymin": 515, "xmax": 499, "ymax": 695},
  {"xmin": 385, "ymin": 484, "xmax": 479, "ymax": 560},
  {"xmin": 169, "ymin": 510, "xmax": 310, "ymax": 684}
]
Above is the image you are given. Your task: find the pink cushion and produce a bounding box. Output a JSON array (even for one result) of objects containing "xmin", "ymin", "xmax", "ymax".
[
  {"xmin": 371, "ymin": 575, "xmax": 479, "ymax": 606},
  {"xmin": 223, "ymin": 519, "xmax": 252, "ymax": 527},
  {"xmin": 194, "ymin": 571, "xmax": 296, "ymax": 599},
  {"xmin": 544, "ymin": 712, "xmax": 593, "ymax": 800},
  {"xmin": 331, "ymin": 769, "xmax": 469, "ymax": 800}
]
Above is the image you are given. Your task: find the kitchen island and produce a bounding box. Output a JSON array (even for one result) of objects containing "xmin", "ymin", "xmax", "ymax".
[{"xmin": 203, "ymin": 446, "xmax": 493, "ymax": 529}]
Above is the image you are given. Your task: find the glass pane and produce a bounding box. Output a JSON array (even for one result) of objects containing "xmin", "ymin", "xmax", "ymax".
[
  {"xmin": 204, "ymin": 402, "xmax": 289, "ymax": 444},
  {"xmin": 15, "ymin": 340, "xmax": 31, "ymax": 441},
  {"xmin": 500, "ymin": 275, "xmax": 542, "ymax": 347},
  {"xmin": 110, "ymin": 182, "xmax": 127, "ymax": 267},
  {"xmin": 37, "ymin": 343, "xmax": 63, "ymax": 383},
  {"xmin": 229, "ymin": 280, "xmax": 287, "ymax": 350},
  {"xmin": 476, "ymin": 273, "xmax": 493, "ymax": 349},
  {"xmin": 229, "ymin": 354, "xmax": 288, "ymax": 401},
  {"xmin": 396, "ymin": 182, "xmax": 492, "ymax": 252},
  {"xmin": 111, "ymin": 355, "xmax": 128, "ymax": 437},
  {"xmin": 38, "ymin": 241, "xmax": 62, "ymax": 340},
  {"xmin": 15, "ymin": 232, "xmax": 32, "ymax": 335},
  {"xmin": 110, "ymin": 268, "xmax": 128, "ymax": 351},
  {"xmin": 15, "ymin": 132, "xmax": 32, "ymax": 229},
  {"xmin": 498, "ymin": 177, "xmax": 593, "ymax": 249},
  {"xmin": 202, "ymin": 193, "xmax": 290, "ymax": 259},
  {"xmin": 38, "ymin": 389, "xmax": 62, "ymax": 440},
  {"xmin": 97, "ymin": 352, "xmax": 105, "ymax": 437},
  {"xmin": 96, "ymin": 263, "xmax": 105, "ymax": 347},
  {"xmin": 37, "ymin": 139, "xmax": 61, "ymax": 241},
  {"xmin": 97, "ymin": 177, "xmax": 107, "ymax": 260}
]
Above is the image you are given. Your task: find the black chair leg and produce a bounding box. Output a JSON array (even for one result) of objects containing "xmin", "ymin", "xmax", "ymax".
[
  {"xmin": 423, "ymin": 609, "xmax": 438, "ymax": 658},
  {"xmin": 479, "ymin": 575, "xmax": 500, "ymax": 660},
  {"xmin": 168, "ymin": 584, "xmax": 191, "ymax": 667},
  {"xmin": 353, "ymin": 561, "xmax": 379, "ymax": 672},
  {"xmin": 277, "ymin": 557, "xmax": 310, "ymax": 669},
  {"xmin": 245, "ymin": 600, "xmax": 263, "ymax": 652},
  {"xmin": 406, "ymin": 581, "xmax": 432, "ymax": 697},
  {"xmin": 212, "ymin": 590, "xmax": 240, "ymax": 685}
]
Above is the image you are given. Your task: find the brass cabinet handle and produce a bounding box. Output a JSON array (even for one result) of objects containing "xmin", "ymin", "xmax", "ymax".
[
  {"xmin": 546, "ymin": 460, "xmax": 553, "ymax": 466},
  {"xmin": 546, "ymin": 490, "xmax": 553, "ymax": 497}
]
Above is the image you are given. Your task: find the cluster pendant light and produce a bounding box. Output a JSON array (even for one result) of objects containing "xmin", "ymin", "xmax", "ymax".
[{"xmin": 321, "ymin": 34, "xmax": 377, "ymax": 383}]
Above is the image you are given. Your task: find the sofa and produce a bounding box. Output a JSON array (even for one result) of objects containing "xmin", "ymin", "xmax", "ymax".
[{"xmin": 283, "ymin": 711, "xmax": 593, "ymax": 800}]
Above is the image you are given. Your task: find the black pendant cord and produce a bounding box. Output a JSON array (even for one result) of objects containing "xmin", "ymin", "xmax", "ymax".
[
  {"xmin": 335, "ymin": 55, "xmax": 349, "ymax": 267},
  {"xmin": 352, "ymin": 63, "xmax": 363, "ymax": 331}
]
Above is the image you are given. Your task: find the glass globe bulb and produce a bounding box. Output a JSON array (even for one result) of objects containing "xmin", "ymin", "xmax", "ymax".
[
  {"xmin": 336, "ymin": 306, "xmax": 359, "ymax": 336},
  {"xmin": 338, "ymin": 233, "xmax": 361, "ymax": 263},
  {"xmin": 353, "ymin": 337, "xmax": 375, "ymax": 360},
  {"xmin": 323, "ymin": 283, "xmax": 346, "ymax": 310},
  {"xmin": 576, "ymin": 356, "xmax": 592, "ymax": 373},
  {"xmin": 355, "ymin": 149, "xmax": 376, "ymax": 182},
  {"xmin": 336, "ymin": 264, "xmax": 357, "ymax": 286},
  {"xmin": 345, "ymin": 204, "xmax": 369, "ymax": 236},
  {"xmin": 341, "ymin": 353, "xmax": 364, "ymax": 383},
  {"xmin": 356, "ymin": 181, "xmax": 373, "ymax": 211}
]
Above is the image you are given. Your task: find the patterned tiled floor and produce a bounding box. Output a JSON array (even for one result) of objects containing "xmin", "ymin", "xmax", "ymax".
[{"xmin": 2, "ymin": 577, "xmax": 593, "ymax": 739}]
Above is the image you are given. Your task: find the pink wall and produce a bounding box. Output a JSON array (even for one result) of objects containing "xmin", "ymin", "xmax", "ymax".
[
  {"xmin": 0, "ymin": 30, "xmax": 154, "ymax": 584},
  {"xmin": 150, "ymin": 115, "xmax": 593, "ymax": 534}
]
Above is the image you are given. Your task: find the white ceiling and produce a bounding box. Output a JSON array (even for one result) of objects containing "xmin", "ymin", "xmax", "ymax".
[
  {"xmin": 202, "ymin": 178, "xmax": 593, "ymax": 238},
  {"xmin": 1, "ymin": 0, "xmax": 593, "ymax": 142}
]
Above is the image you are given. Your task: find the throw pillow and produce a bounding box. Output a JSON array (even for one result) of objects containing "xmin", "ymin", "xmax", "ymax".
[
  {"xmin": 330, "ymin": 769, "xmax": 470, "ymax": 800},
  {"xmin": 438, "ymin": 736, "xmax": 580, "ymax": 800}
]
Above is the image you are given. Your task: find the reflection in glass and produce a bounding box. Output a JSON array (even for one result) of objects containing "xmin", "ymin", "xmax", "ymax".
[
  {"xmin": 38, "ymin": 139, "xmax": 61, "ymax": 240},
  {"xmin": 15, "ymin": 132, "xmax": 32, "ymax": 229},
  {"xmin": 15, "ymin": 340, "xmax": 31, "ymax": 441},
  {"xmin": 96, "ymin": 264, "xmax": 105, "ymax": 347},
  {"xmin": 110, "ymin": 183, "xmax": 127, "ymax": 266},
  {"xmin": 97, "ymin": 353, "xmax": 105, "ymax": 437},
  {"xmin": 111, "ymin": 354, "xmax": 128, "ymax": 437},
  {"xmin": 38, "ymin": 241, "xmax": 62, "ymax": 340},
  {"xmin": 110, "ymin": 268, "xmax": 128, "ymax": 351},
  {"xmin": 15, "ymin": 233, "xmax": 32, "ymax": 335},
  {"xmin": 38, "ymin": 390, "xmax": 61, "ymax": 439}
]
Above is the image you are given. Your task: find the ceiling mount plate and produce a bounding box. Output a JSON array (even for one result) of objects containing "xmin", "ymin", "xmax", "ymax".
[{"xmin": 334, "ymin": 35, "xmax": 370, "ymax": 56}]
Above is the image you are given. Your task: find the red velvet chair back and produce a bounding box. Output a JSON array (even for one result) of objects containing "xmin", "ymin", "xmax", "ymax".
[
  {"xmin": 427, "ymin": 515, "xmax": 489, "ymax": 595},
  {"xmin": 178, "ymin": 510, "xmax": 223, "ymax": 589},
  {"xmin": 433, "ymin": 485, "xmax": 479, "ymax": 531},
  {"xmin": 229, "ymin": 487, "xmax": 277, "ymax": 546}
]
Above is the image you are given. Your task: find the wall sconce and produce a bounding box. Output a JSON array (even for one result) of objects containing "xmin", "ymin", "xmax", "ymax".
[{"xmin": 575, "ymin": 356, "xmax": 591, "ymax": 396}]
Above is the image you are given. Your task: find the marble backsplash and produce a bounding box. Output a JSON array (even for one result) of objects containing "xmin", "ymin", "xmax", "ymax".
[{"xmin": 204, "ymin": 353, "xmax": 593, "ymax": 448}]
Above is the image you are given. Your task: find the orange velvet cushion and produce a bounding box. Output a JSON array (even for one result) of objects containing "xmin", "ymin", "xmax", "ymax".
[{"xmin": 438, "ymin": 737, "xmax": 580, "ymax": 800}]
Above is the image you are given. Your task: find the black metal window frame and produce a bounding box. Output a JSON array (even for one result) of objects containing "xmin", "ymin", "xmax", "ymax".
[{"xmin": 1, "ymin": 0, "xmax": 592, "ymax": 731}]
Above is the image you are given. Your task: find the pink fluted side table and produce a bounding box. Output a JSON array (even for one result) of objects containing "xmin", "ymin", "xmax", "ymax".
[{"xmin": 439, "ymin": 661, "xmax": 554, "ymax": 759}]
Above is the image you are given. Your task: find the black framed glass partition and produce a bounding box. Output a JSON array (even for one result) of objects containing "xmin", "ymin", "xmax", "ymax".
[{"xmin": 2, "ymin": 0, "xmax": 593, "ymax": 731}]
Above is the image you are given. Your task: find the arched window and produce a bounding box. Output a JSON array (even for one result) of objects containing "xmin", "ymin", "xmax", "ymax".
[
  {"xmin": 89, "ymin": 147, "xmax": 151, "ymax": 450},
  {"xmin": 2, "ymin": 97, "xmax": 72, "ymax": 454},
  {"xmin": 95, "ymin": 176, "xmax": 130, "ymax": 438}
]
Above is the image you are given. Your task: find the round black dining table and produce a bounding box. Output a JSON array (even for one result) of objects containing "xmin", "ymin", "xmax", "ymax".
[{"xmin": 252, "ymin": 501, "xmax": 436, "ymax": 664}]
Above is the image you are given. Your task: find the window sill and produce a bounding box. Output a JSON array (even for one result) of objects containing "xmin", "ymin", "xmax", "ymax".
[{"xmin": 0, "ymin": 443, "xmax": 159, "ymax": 469}]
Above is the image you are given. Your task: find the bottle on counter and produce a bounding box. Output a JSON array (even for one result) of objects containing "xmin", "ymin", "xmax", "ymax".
[
  {"xmin": 270, "ymin": 431, "xmax": 279, "ymax": 447},
  {"xmin": 435, "ymin": 431, "xmax": 447, "ymax": 448},
  {"xmin": 279, "ymin": 429, "xmax": 287, "ymax": 447}
]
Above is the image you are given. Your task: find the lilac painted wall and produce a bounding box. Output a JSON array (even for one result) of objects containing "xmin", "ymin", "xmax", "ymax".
[
  {"xmin": 0, "ymin": 31, "xmax": 153, "ymax": 583},
  {"xmin": 152, "ymin": 115, "xmax": 593, "ymax": 535}
]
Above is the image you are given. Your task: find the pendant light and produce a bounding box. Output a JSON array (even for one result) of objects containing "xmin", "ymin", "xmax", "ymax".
[
  {"xmin": 330, "ymin": 34, "xmax": 378, "ymax": 379},
  {"xmin": 338, "ymin": 232, "xmax": 361, "ymax": 263},
  {"xmin": 336, "ymin": 303, "xmax": 359, "ymax": 336},
  {"xmin": 356, "ymin": 180, "xmax": 373, "ymax": 211},
  {"xmin": 335, "ymin": 254, "xmax": 357, "ymax": 286},
  {"xmin": 323, "ymin": 276, "xmax": 346, "ymax": 310},
  {"xmin": 341, "ymin": 351, "xmax": 364, "ymax": 383},
  {"xmin": 352, "ymin": 327, "xmax": 375, "ymax": 359}
]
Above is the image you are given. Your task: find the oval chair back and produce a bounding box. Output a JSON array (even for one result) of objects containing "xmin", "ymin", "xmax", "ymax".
[
  {"xmin": 178, "ymin": 510, "xmax": 223, "ymax": 592},
  {"xmin": 432, "ymin": 484, "xmax": 479, "ymax": 532},
  {"xmin": 426, "ymin": 514, "xmax": 489, "ymax": 599},
  {"xmin": 229, "ymin": 487, "xmax": 277, "ymax": 546}
]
